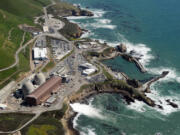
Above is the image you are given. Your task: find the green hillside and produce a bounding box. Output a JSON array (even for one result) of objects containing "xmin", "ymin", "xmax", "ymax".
[
  {"xmin": 0, "ymin": 0, "xmax": 51, "ymax": 19},
  {"xmin": 0, "ymin": 0, "xmax": 51, "ymax": 88}
]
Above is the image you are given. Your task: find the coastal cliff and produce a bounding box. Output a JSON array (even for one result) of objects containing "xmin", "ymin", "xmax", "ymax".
[
  {"xmin": 47, "ymin": 1, "xmax": 93, "ymax": 17},
  {"xmin": 59, "ymin": 17, "xmax": 84, "ymax": 39}
]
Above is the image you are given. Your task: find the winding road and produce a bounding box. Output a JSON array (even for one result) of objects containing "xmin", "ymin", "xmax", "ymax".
[{"xmin": 0, "ymin": 34, "xmax": 37, "ymax": 72}]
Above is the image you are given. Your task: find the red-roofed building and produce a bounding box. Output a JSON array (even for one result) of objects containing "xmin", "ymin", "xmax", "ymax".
[{"xmin": 26, "ymin": 76, "xmax": 62, "ymax": 106}]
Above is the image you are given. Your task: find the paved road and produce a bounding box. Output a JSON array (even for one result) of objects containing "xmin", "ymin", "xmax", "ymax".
[
  {"xmin": 7, "ymin": 28, "xmax": 14, "ymax": 41},
  {"xmin": 0, "ymin": 81, "xmax": 16, "ymax": 103},
  {"xmin": 0, "ymin": 33, "xmax": 36, "ymax": 72}
]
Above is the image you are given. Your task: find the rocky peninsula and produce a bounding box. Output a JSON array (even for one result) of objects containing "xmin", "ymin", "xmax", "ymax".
[
  {"xmin": 59, "ymin": 40, "xmax": 173, "ymax": 134},
  {"xmin": 46, "ymin": 4, "xmax": 177, "ymax": 132}
]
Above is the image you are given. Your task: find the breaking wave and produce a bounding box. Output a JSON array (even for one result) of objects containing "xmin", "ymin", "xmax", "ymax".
[
  {"xmin": 148, "ymin": 67, "xmax": 180, "ymax": 83},
  {"xmin": 80, "ymin": 128, "xmax": 96, "ymax": 135},
  {"xmin": 128, "ymin": 87, "xmax": 180, "ymax": 115},
  {"xmin": 146, "ymin": 88, "xmax": 180, "ymax": 115},
  {"xmin": 90, "ymin": 23, "xmax": 116, "ymax": 30},
  {"xmin": 96, "ymin": 19, "xmax": 111, "ymax": 24},
  {"xmin": 66, "ymin": 9, "xmax": 106, "ymax": 20},
  {"xmin": 123, "ymin": 41, "xmax": 154, "ymax": 67},
  {"xmin": 70, "ymin": 103, "xmax": 105, "ymax": 119}
]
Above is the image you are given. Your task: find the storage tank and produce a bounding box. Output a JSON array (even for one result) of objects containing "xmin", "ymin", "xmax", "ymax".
[
  {"xmin": 34, "ymin": 72, "xmax": 46, "ymax": 85},
  {"xmin": 22, "ymin": 80, "xmax": 34, "ymax": 98}
]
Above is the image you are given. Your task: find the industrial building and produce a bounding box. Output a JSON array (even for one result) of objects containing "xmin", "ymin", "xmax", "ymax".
[
  {"xmin": 25, "ymin": 76, "xmax": 62, "ymax": 106},
  {"xmin": 33, "ymin": 47, "xmax": 47, "ymax": 60}
]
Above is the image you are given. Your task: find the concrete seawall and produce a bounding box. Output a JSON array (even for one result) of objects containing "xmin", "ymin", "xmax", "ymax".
[{"xmin": 118, "ymin": 53, "xmax": 147, "ymax": 73}]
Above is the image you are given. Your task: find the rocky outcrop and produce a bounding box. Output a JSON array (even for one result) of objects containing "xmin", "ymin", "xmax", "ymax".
[
  {"xmin": 71, "ymin": 26, "xmax": 83, "ymax": 38},
  {"xmin": 47, "ymin": 2, "xmax": 94, "ymax": 17},
  {"xmin": 59, "ymin": 18, "xmax": 83, "ymax": 39},
  {"xmin": 69, "ymin": 80, "xmax": 155, "ymax": 107},
  {"xmin": 127, "ymin": 79, "xmax": 142, "ymax": 88},
  {"xmin": 166, "ymin": 99, "xmax": 178, "ymax": 108},
  {"xmin": 117, "ymin": 43, "xmax": 127, "ymax": 53},
  {"xmin": 72, "ymin": 9, "xmax": 94, "ymax": 16}
]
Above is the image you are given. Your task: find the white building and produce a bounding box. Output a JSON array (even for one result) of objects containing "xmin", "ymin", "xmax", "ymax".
[
  {"xmin": 80, "ymin": 63, "xmax": 97, "ymax": 76},
  {"xmin": 33, "ymin": 48, "xmax": 48, "ymax": 60},
  {"xmin": 83, "ymin": 69, "xmax": 96, "ymax": 76},
  {"xmin": 80, "ymin": 63, "xmax": 94, "ymax": 69},
  {"xmin": 43, "ymin": 26, "xmax": 49, "ymax": 33},
  {"xmin": 0, "ymin": 104, "xmax": 7, "ymax": 110}
]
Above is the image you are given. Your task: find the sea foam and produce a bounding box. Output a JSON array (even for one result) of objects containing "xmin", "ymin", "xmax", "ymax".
[
  {"xmin": 80, "ymin": 128, "xmax": 97, "ymax": 135},
  {"xmin": 67, "ymin": 9, "xmax": 106, "ymax": 20},
  {"xmin": 127, "ymin": 100, "xmax": 146, "ymax": 113},
  {"xmin": 128, "ymin": 86, "xmax": 180, "ymax": 115},
  {"xmin": 96, "ymin": 19, "xmax": 112, "ymax": 24},
  {"xmin": 146, "ymin": 88, "xmax": 180, "ymax": 115},
  {"xmin": 90, "ymin": 23, "xmax": 116, "ymax": 30},
  {"xmin": 70, "ymin": 103, "xmax": 104, "ymax": 119},
  {"xmin": 124, "ymin": 42, "xmax": 154, "ymax": 66},
  {"xmin": 106, "ymin": 40, "xmax": 154, "ymax": 67},
  {"xmin": 91, "ymin": 9, "xmax": 106, "ymax": 18},
  {"xmin": 148, "ymin": 67, "xmax": 180, "ymax": 83}
]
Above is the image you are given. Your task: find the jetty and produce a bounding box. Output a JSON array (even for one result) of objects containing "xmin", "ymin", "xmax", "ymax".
[
  {"xmin": 133, "ymin": 57, "xmax": 147, "ymax": 73},
  {"xmin": 139, "ymin": 71, "xmax": 169, "ymax": 92},
  {"xmin": 119, "ymin": 53, "xmax": 147, "ymax": 73}
]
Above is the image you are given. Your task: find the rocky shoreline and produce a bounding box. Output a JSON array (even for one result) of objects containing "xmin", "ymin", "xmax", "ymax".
[
  {"xmin": 62, "ymin": 66, "xmax": 171, "ymax": 135},
  {"xmin": 46, "ymin": 1, "xmax": 178, "ymax": 135}
]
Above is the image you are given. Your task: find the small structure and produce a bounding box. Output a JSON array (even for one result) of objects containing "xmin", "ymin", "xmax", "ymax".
[
  {"xmin": 0, "ymin": 104, "xmax": 7, "ymax": 110},
  {"xmin": 79, "ymin": 63, "xmax": 95, "ymax": 69},
  {"xmin": 34, "ymin": 72, "xmax": 46, "ymax": 85},
  {"xmin": 79, "ymin": 63, "xmax": 97, "ymax": 76},
  {"xmin": 33, "ymin": 48, "xmax": 47, "ymax": 60},
  {"xmin": 22, "ymin": 80, "xmax": 35, "ymax": 98},
  {"xmin": 117, "ymin": 43, "xmax": 127, "ymax": 53},
  {"xmin": 43, "ymin": 26, "xmax": 49, "ymax": 33},
  {"xmin": 26, "ymin": 76, "xmax": 62, "ymax": 106},
  {"xmin": 83, "ymin": 69, "xmax": 96, "ymax": 75},
  {"xmin": 33, "ymin": 32, "xmax": 38, "ymax": 36},
  {"xmin": 44, "ymin": 96, "xmax": 56, "ymax": 107}
]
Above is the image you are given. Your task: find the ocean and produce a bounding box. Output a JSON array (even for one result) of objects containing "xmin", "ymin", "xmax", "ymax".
[{"xmin": 64, "ymin": 0, "xmax": 180, "ymax": 134}]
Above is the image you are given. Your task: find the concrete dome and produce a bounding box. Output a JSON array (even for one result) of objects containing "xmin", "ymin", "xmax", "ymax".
[
  {"xmin": 22, "ymin": 80, "xmax": 34, "ymax": 98},
  {"xmin": 34, "ymin": 72, "xmax": 46, "ymax": 85}
]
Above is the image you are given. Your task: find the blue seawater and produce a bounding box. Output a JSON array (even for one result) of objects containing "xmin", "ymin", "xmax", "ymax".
[{"xmin": 64, "ymin": 0, "xmax": 180, "ymax": 134}]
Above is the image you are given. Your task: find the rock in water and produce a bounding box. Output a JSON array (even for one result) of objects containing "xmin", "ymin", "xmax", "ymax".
[
  {"xmin": 166, "ymin": 99, "xmax": 178, "ymax": 108},
  {"xmin": 117, "ymin": 43, "xmax": 127, "ymax": 53}
]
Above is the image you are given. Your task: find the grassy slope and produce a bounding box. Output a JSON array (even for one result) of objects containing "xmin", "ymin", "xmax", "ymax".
[
  {"xmin": 0, "ymin": 0, "xmax": 51, "ymax": 19},
  {"xmin": 21, "ymin": 104, "xmax": 67, "ymax": 135},
  {"xmin": 0, "ymin": 0, "xmax": 51, "ymax": 88},
  {"xmin": 0, "ymin": 113, "xmax": 34, "ymax": 132},
  {"xmin": 0, "ymin": 0, "xmax": 51, "ymax": 68}
]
